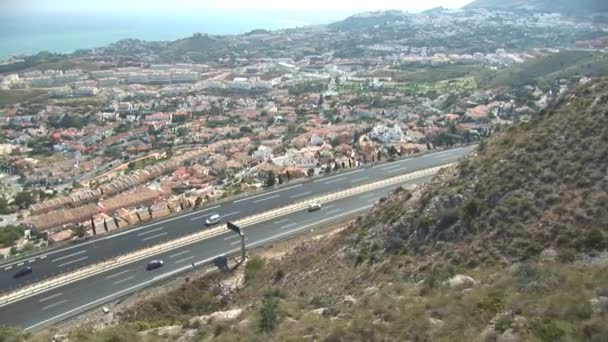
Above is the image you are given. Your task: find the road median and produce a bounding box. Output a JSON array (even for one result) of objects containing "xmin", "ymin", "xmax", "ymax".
[{"xmin": 0, "ymin": 163, "xmax": 453, "ymax": 307}]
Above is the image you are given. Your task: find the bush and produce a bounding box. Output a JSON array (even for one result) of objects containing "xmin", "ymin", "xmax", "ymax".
[
  {"xmin": 0, "ymin": 226, "xmax": 21, "ymax": 248},
  {"xmin": 530, "ymin": 318, "xmax": 566, "ymax": 342},
  {"xmin": 259, "ymin": 295, "xmax": 281, "ymax": 332},
  {"xmin": 245, "ymin": 256, "xmax": 265, "ymax": 282},
  {"xmin": 583, "ymin": 228, "xmax": 606, "ymax": 251},
  {"xmin": 438, "ymin": 208, "xmax": 460, "ymax": 230}
]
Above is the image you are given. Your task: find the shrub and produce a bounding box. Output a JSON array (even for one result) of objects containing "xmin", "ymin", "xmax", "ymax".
[
  {"xmin": 437, "ymin": 208, "xmax": 460, "ymax": 230},
  {"xmin": 274, "ymin": 269, "xmax": 285, "ymax": 283},
  {"xmin": 530, "ymin": 318, "xmax": 566, "ymax": 342},
  {"xmin": 494, "ymin": 316, "xmax": 513, "ymax": 333},
  {"xmin": 460, "ymin": 198, "xmax": 481, "ymax": 222},
  {"xmin": 245, "ymin": 256, "xmax": 266, "ymax": 282},
  {"xmin": 259, "ymin": 295, "xmax": 281, "ymax": 332},
  {"xmin": 558, "ymin": 248, "xmax": 576, "ymax": 263},
  {"xmin": 583, "ymin": 228, "xmax": 606, "ymax": 251}
]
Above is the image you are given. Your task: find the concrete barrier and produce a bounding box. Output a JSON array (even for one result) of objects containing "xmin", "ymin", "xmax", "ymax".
[{"xmin": 0, "ymin": 164, "xmax": 453, "ymax": 307}]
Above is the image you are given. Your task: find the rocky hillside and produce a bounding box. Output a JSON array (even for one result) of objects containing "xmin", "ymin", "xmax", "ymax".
[
  {"xmin": 465, "ymin": 0, "xmax": 608, "ymax": 14},
  {"xmin": 7, "ymin": 79, "xmax": 608, "ymax": 341}
]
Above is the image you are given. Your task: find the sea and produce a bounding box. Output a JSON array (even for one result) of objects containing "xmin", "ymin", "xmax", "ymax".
[{"xmin": 0, "ymin": 10, "xmax": 352, "ymax": 59}]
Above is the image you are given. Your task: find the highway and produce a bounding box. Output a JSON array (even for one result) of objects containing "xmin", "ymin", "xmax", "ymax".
[
  {"xmin": 0, "ymin": 146, "xmax": 474, "ymax": 293},
  {"xmin": 0, "ymin": 172, "xmax": 436, "ymax": 330}
]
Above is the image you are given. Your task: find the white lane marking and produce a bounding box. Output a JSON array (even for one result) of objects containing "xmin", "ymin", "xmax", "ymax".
[
  {"xmin": 40, "ymin": 255, "xmax": 47, "ymax": 259},
  {"xmin": 42, "ymin": 300, "xmax": 68, "ymax": 311},
  {"xmin": 168, "ymin": 250, "xmax": 190, "ymax": 258},
  {"xmin": 25, "ymin": 205, "xmax": 374, "ymax": 331},
  {"xmin": 325, "ymin": 209, "xmax": 341, "ymax": 216},
  {"xmin": 137, "ymin": 226, "xmax": 165, "ymax": 236},
  {"xmin": 28, "ymin": 259, "xmax": 36, "ymax": 263},
  {"xmin": 313, "ymin": 169, "xmax": 363, "ymax": 183},
  {"xmin": 274, "ymin": 218, "xmax": 289, "ymax": 224},
  {"xmin": 142, "ymin": 232, "xmax": 168, "ymax": 242},
  {"xmin": 17, "ymin": 262, "xmax": 23, "ymax": 266},
  {"xmin": 382, "ymin": 163, "xmax": 404, "ymax": 171},
  {"xmin": 324, "ymin": 177, "xmax": 346, "ymax": 184},
  {"xmin": 253, "ymin": 194, "xmax": 280, "ymax": 203},
  {"xmin": 233, "ymin": 184, "xmax": 302, "ymax": 203},
  {"xmin": 51, "ymin": 250, "xmax": 87, "ymax": 263},
  {"xmin": 102, "ymin": 206, "xmax": 219, "ymax": 240},
  {"xmin": 39, "ymin": 292, "xmax": 63, "ymax": 303},
  {"xmin": 223, "ymin": 234, "xmax": 239, "ymax": 241},
  {"xmin": 290, "ymin": 191, "xmax": 311, "ymax": 199},
  {"xmin": 223, "ymin": 211, "xmax": 241, "ymax": 217},
  {"xmin": 386, "ymin": 167, "xmax": 407, "ymax": 173},
  {"xmin": 57, "ymin": 256, "xmax": 89, "ymax": 268},
  {"xmin": 4, "ymin": 266, "xmax": 13, "ymax": 270},
  {"xmin": 280, "ymin": 222, "xmax": 297, "ymax": 230},
  {"xmin": 360, "ymin": 193, "xmax": 376, "ymax": 199},
  {"xmin": 230, "ymin": 238, "xmax": 247, "ymax": 246},
  {"xmin": 350, "ymin": 176, "xmax": 369, "ymax": 183},
  {"xmin": 430, "ymin": 151, "xmax": 454, "ymax": 158},
  {"xmin": 112, "ymin": 276, "xmax": 135, "ymax": 286},
  {"xmin": 174, "ymin": 256, "xmax": 195, "ymax": 264},
  {"xmin": 105, "ymin": 269, "xmax": 130, "ymax": 280}
]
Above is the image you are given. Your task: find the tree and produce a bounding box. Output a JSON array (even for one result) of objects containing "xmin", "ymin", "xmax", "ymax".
[
  {"xmin": 265, "ymin": 171, "xmax": 276, "ymax": 187},
  {"xmin": 388, "ymin": 145, "xmax": 399, "ymax": 158},
  {"xmin": 307, "ymin": 168, "xmax": 315, "ymax": 177},
  {"xmin": 177, "ymin": 127, "xmax": 189, "ymax": 137},
  {"xmin": 13, "ymin": 191, "xmax": 33, "ymax": 210},
  {"xmin": 0, "ymin": 196, "xmax": 10, "ymax": 215}
]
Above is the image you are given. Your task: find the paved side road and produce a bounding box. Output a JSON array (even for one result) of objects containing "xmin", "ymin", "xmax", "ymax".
[{"xmin": 0, "ymin": 146, "xmax": 475, "ymax": 293}]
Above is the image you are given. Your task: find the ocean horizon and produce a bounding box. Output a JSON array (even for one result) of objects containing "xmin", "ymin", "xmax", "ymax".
[{"xmin": 0, "ymin": 10, "xmax": 354, "ymax": 59}]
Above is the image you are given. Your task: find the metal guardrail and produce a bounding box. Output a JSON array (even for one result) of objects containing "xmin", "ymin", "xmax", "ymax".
[{"xmin": 0, "ymin": 164, "xmax": 452, "ymax": 307}]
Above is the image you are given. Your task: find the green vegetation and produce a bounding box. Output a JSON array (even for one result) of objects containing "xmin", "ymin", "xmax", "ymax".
[
  {"xmin": 0, "ymin": 225, "xmax": 21, "ymax": 248},
  {"xmin": 479, "ymin": 51, "xmax": 608, "ymax": 89},
  {"xmin": 0, "ymin": 89, "xmax": 48, "ymax": 106}
]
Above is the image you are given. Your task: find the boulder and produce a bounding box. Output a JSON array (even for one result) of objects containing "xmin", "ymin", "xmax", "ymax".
[
  {"xmin": 476, "ymin": 327, "xmax": 498, "ymax": 342},
  {"xmin": 590, "ymin": 296, "xmax": 608, "ymax": 315},
  {"xmin": 189, "ymin": 308, "xmax": 242, "ymax": 325},
  {"xmin": 150, "ymin": 325, "xmax": 182, "ymax": 338},
  {"xmin": 305, "ymin": 307, "xmax": 331, "ymax": 318},
  {"xmin": 429, "ymin": 317, "xmax": 444, "ymax": 327},
  {"xmin": 497, "ymin": 329, "xmax": 521, "ymax": 342},
  {"xmin": 343, "ymin": 295, "xmax": 357, "ymax": 305},
  {"xmin": 594, "ymin": 288, "xmax": 608, "ymax": 297},
  {"xmin": 444, "ymin": 274, "xmax": 477, "ymax": 289}
]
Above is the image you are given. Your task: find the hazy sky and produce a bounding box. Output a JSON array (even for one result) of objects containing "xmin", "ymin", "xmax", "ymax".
[{"xmin": 4, "ymin": 0, "xmax": 474, "ymax": 14}]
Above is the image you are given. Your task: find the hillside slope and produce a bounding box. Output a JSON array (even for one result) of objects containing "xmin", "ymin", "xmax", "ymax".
[
  {"xmin": 465, "ymin": 0, "xmax": 608, "ymax": 14},
  {"xmin": 9, "ymin": 79, "xmax": 608, "ymax": 341}
]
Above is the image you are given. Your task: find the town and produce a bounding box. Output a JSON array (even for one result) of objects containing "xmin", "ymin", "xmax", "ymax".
[{"xmin": 0, "ymin": 7, "xmax": 606, "ymax": 255}]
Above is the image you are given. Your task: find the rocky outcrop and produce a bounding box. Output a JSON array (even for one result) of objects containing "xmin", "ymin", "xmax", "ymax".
[
  {"xmin": 189, "ymin": 308, "xmax": 243, "ymax": 325},
  {"xmin": 444, "ymin": 274, "xmax": 477, "ymax": 289}
]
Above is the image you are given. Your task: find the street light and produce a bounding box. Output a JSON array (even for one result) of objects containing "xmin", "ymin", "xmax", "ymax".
[{"xmin": 227, "ymin": 221, "xmax": 246, "ymax": 263}]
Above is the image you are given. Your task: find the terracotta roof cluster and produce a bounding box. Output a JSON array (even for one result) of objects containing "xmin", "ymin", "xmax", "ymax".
[{"xmin": 30, "ymin": 189, "xmax": 102, "ymax": 215}]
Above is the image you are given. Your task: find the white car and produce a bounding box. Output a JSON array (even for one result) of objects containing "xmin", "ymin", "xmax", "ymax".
[
  {"xmin": 308, "ymin": 202, "xmax": 322, "ymax": 212},
  {"xmin": 205, "ymin": 213, "xmax": 221, "ymax": 226}
]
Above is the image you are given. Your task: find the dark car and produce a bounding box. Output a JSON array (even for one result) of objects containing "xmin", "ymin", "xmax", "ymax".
[
  {"xmin": 13, "ymin": 266, "xmax": 33, "ymax": 278},
  {"xmin": 146, "ymin": 260, "xmax": 164, "ymax": 270}
]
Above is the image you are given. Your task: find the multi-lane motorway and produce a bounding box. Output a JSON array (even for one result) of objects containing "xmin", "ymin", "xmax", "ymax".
[{"xmin": 0, "ymin": 145, "xmax": 475, "ymax": 330}]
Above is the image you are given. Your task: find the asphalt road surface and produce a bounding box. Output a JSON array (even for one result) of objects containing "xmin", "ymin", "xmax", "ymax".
[
  {"xmin": 0, "ymin": 146, "xmax": 474, "ymax": 294},
  {"xmin": 1, "ymin": 173, "xmax": 437, "ymax": 330}
]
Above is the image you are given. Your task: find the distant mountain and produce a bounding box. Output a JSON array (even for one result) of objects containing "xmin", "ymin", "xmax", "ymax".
[{"xmin": 465, "ymin": 0, "xmax": 608, "ymax": 14}]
